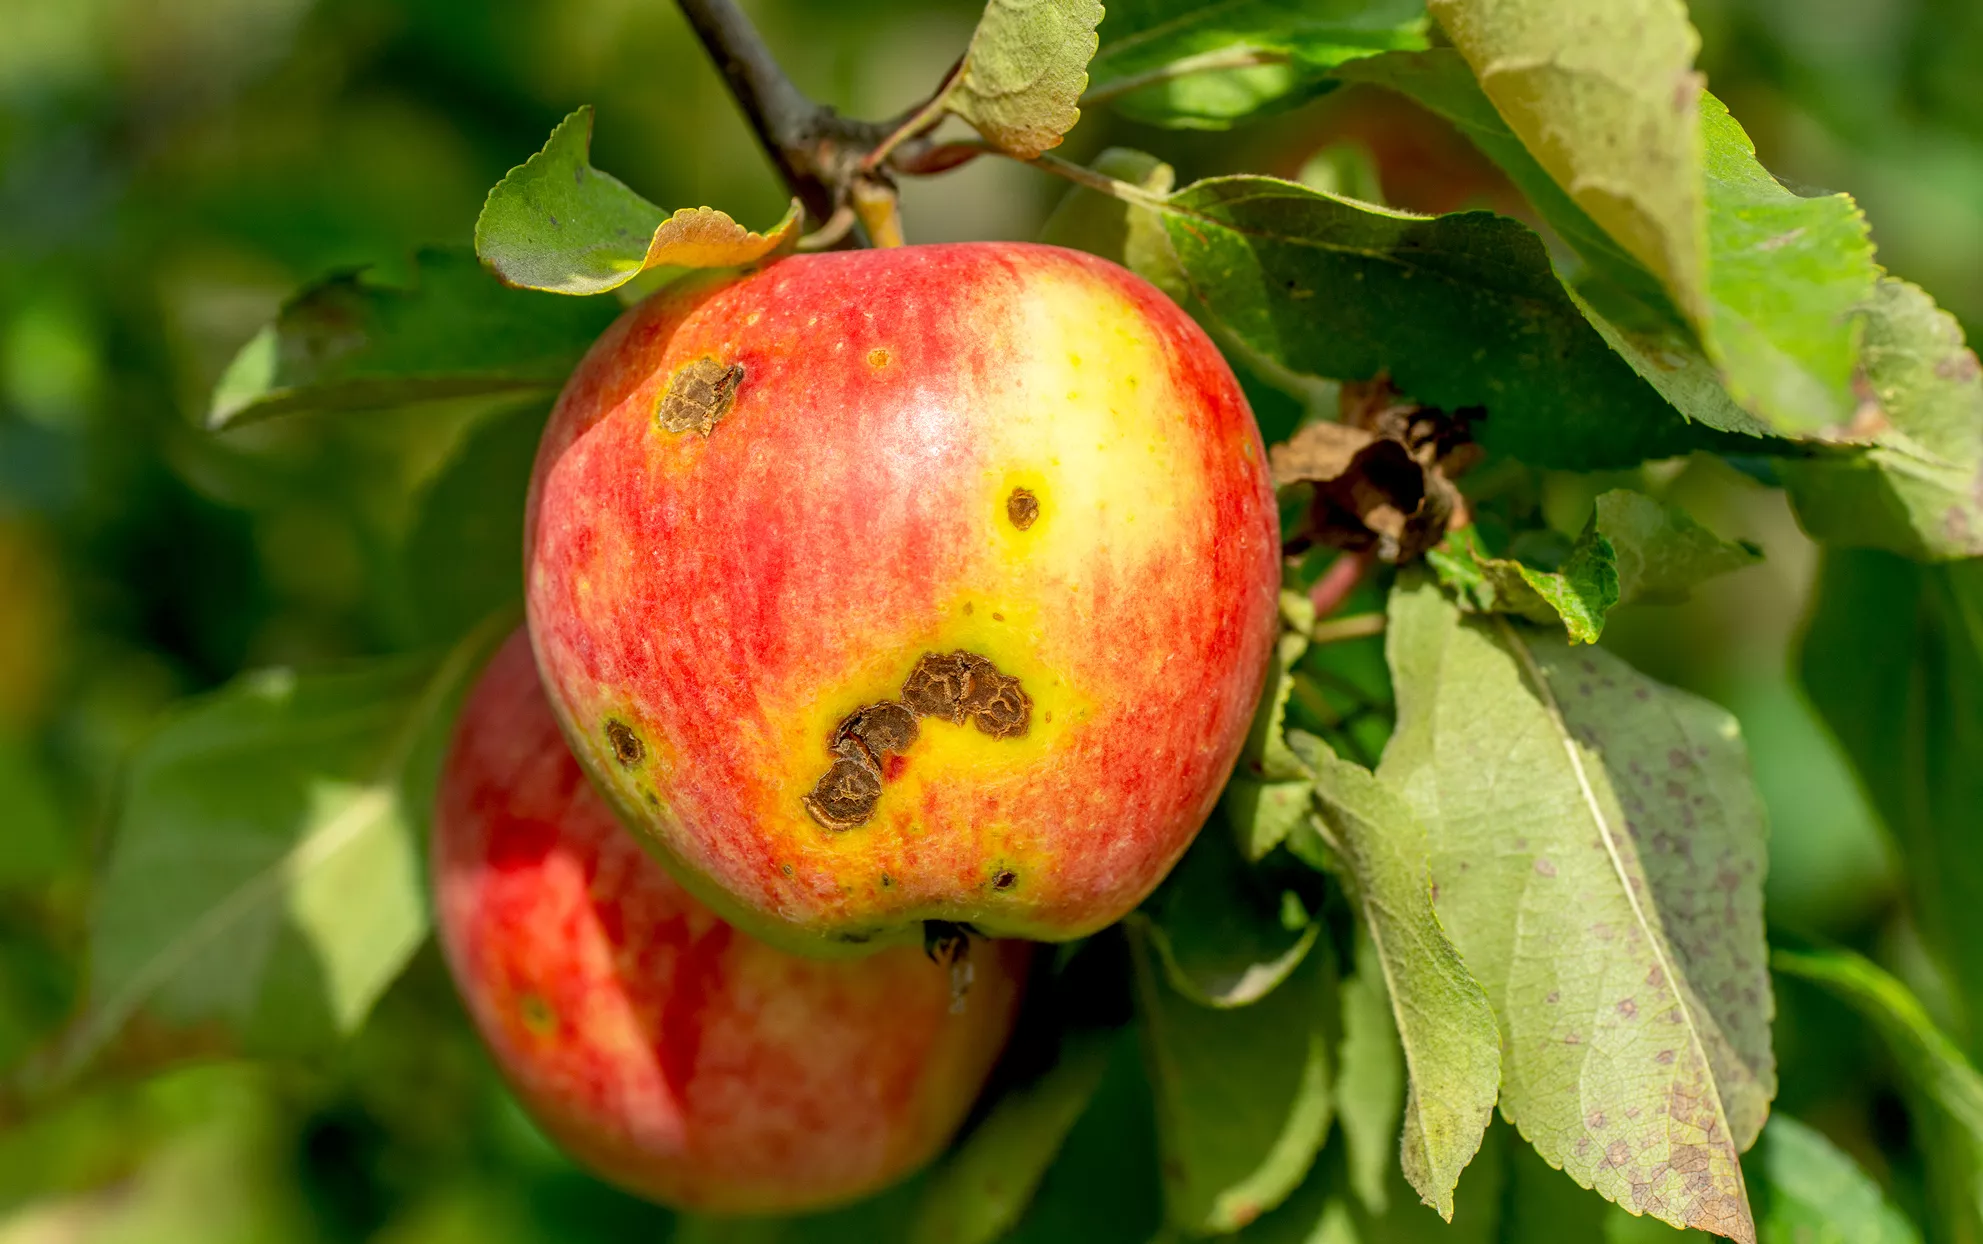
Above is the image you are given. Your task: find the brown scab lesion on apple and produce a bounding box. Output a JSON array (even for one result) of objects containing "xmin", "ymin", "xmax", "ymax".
[
  {"xmin": 802, "ymin": 651, "xmax": 1032, "ymax": 832},
  {"xmin": 1005, "ymin": 487, "xmax": 1040, "ymax": 530},
  {"xmin": 657, "ymin": 355, "xmax": 745, "ymax": 435},
  {"xmin": 604, "ymin": 719, "xmax": 646, "ymax": 768}
]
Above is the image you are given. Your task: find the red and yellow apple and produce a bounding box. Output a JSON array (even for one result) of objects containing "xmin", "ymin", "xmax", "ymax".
[
  {"xmin": 525, "ymin": 242, "xmax": 1280, "ymax": 953},
  {"xmin": 433, "ymin": 632, "xmax": 1030, "ymax": 1213}
]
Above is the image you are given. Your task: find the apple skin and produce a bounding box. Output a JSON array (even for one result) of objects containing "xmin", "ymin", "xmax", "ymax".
[
  {"xmin": 525, "ymin": 242, "xmax": 1280, "ymax": 954},
  {"xmin": 433, "ymin": 631, "xmax": 1031, "ymax": 1214}
]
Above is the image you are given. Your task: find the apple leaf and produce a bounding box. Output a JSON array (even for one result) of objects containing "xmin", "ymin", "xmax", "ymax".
[
  {"xmin": 1136, "ymin": 818, "xmax": 1320, "ymax": 1009},
  {"xmin": 1335, "ymin": 926, "xmax": 1405, "ymax": 1215},
  {"xmin": 207, "ymin": 248, "xmax": 617, "ymax": 429},
  {"xmin": 475, "ymin": 106, "xmax": 801, "ymax": 296},
  {"xmin": 1133, "ymin": 920, "xmax": 1337, "ymax": 1233},
  {"xmin": 1378, "ymin": 579, "xmax": 1773, "ymax": 1241},
  {"xmin": 1338, "ymin": 49, "xmax": 1876, "ymax": 443},
  {"xmin": 1234, "ymin": 1118, "xmax": 1510, "ymax": 1243},
  {"xmin": 677, "ymin": 1176, "xmax": 927, "ymax": 1244},
  {"xmin": 1428, "ymin": 0, "xmax": 1879, "ymax": 436},
  {"xmin": 1142, "ymin": 176, "xmax": 1767, "ymax": 470},
  {"xmin": 1292, "ymin": 731, "xmax": 1500, "ymax": 1219},
  {"xmin": 37, "ymin": 623, "xmax": 503, "ymax": 1084},
  {"xmin": 1746, "ymin": 1114, "xmax": 1924, "ymax": 1244},
  {"xmin": 1772, "ymin": 947, "xmax": 1983, "ymax": 1239},
  {"xmin": 1428, "ymin": 490, "xmax": 1759, "ymax": 644},
  {"xmin": 1783, "ymin": 279, "xmax": 1983, "ymax": 561},
  {"xmin": 1592, "ymin": 489, "xmax": 1765, "ymax": 604},
  {"xmin": 1221, "ymin": 594, "xmax": 1318, "ymax": 861},
  {"xmin": 909, "ymin": 1028, "xmax": 1113, "ymax": 1244},
  {"xmin": 1693, "ymin": 94, "xmax": 1877, "ymax": 436},
  {"xmin": 1427, "ymin": 524, "xmax": 1621, "ymax": 646},
  {"xmin": 1086, "ymin": 0, "xmax": 1428, "ymax": 131},
  {"xmin": 1799, "ymin": 550, "xmax": 1983, "ymax": 1056},
  {"xmin": 398, "ymin": 400, "xmax": 548, "ymax": 644},
  {"xmin": 943, "ymin": 0, "xmax": 1104, "ymax": 160},
  {"xmin": 1003, "ymin": 1030, "xmax": 1165, "ymax": 1244},
  {"xmin": 1426, "ymin": 0, "xmax": 1709, "ymax": 332}
]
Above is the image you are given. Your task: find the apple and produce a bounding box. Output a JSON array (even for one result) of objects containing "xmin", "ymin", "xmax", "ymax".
[
  {"xmin": 433, "ymin": 631, "xmax": 1031, "ymax": 1213},
  {"xmin": 525, "ymin": 242, "xmax": 1281, "ymax": 954}
]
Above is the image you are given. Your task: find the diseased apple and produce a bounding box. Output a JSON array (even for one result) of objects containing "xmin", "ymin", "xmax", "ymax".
[
  {"xmin": 433, "ymin": 632, "xmax": 1030, "ymax": 1213},
  {"xmin": 526, "ymin": 242, "xmax": 1280, "ymax": 954}
]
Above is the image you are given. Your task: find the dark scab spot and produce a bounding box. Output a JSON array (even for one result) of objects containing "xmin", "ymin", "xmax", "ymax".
[
  {"xmin": 991, "ymin": 868, "xmax": 1017, "ymax": 891},
  {"xmin": 961, "ymin": 667, "xmax": 1032, "ymax": 739},
  {"xmin": 992, "ymin": 612, "xmax": 1005, "ymax": 622},
  {"xmin": 902, "ymin": 652, "xmax": 976, "ymax": 724},
  {"xmin": 781, "ymin": 863, "xmax": 794, "ymax": 877},
  {"xmin": 658, "ymin": 356, "xmax": 746, "ymax": 435},
  {"xmin": 518, "ymin": 991, "xmax": 556, "ymax": 1035},
  {"xmin": 834, "ymin": 700, "xmax": 919, "ymax": 757},
  {"xmin": 1006, "ymin": 487, "xmax": 1040, "ymax": 530},
  {"xmin": 803, "ymin": 757, "xmax": 882, "ymax": 831},
  {"xmin": 830, "ymin": 930, "xmax": 875, "ymax": 945},
  {"xmin": 605, "ymin": 720, "xmax": 645, "ymax": 768}
]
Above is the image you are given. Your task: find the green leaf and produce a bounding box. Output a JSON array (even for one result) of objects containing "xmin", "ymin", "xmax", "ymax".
[
  {"xmin": 909, "ymin": 1030, "xmax": 1113, "ymax": 1244},
  {"xmin": 945, "ymin": 0, "xmax": 1104, "ymax": 160},
  {"xmin": 1747, "ymin": 1114, "xmax": 1923, "ymax": 1244},
  {"xmin": 1783, "ymin": 279, "xmax": 1983, "ymax": 561},
  {"xmin": 1425, "ymin": 0, "xmax": 1709, "ymax": 331},
  {"xmin": 38, "ymin": 621, "xmax": 506, "ymax": 1084},
  {"xmin": 1237, "ymin": 1117, "xmax": 1510, "ymax": 1244},
  {"xmin": 1086, "ymin": 0, "xmax": 1428, "ymax": 131},
  {"xmin": 474, "ymin": 106, "xmax": 802, "ymax": 296},
  {"xmin": 1223, "ymin": 595, "xmax": 1320, "ymax": 860},
  {"xmin": 1772, "ymin": 947, "xmax": 1983, "ymax": 1238},
  {"xmin": 398, "ymin": 400, "xmax": 548, "ymax": 644},
  {"xmin": 1798, "ymin": 549, "xmax": 1983, "ymax": 1054},
  {"xmin": 1004, "ymin": 1028, "xmax": 1164, "ymax": 1244},
  {"xmin": 206, "ymin": 247, "xmax": 618, "ymax": 429},
  {"xmin": 1133, "ymin": 919, "xmax": 1338, "ymax": 1233},
  {"xmin": 1335, "ymin": 927, "xmax": 1405, "ymax": 1216},
  {"xmin": 1378, "ymin": 579, "xmax": 1773, "ymax": 1241},
  {"xmin": 1591, "ymin": 489, "xmax": 1764, "ymax": 604},
  {"xmin": 1294, "ymin": 732, "xmax": 1500, "ymax": 1219},
  {"xmin": 1693, "ymin": 94, "xmax": 1876, "ymax": 435},
  {"xmin": 1142, "ymin": 176, "xmax": 1762, "ymax": 469},
  {"xmin": 1427, "ymin": 524, "xmax": 1621, "ymax": 645},
  {"xmin": 1338, "ymin": 50, "xmax": 1879, "ymax": 441},
  {"xmin": 1428, "ymin": 490, "xmax": 1759, "ymax": 643},
  {"xmin": 677, "ymin": 1174, "xmax": 925, "ymax": 1244},
  {"xmin": 1137, "ymin": 818, "xmax": 1320, "ymax": 1009}
]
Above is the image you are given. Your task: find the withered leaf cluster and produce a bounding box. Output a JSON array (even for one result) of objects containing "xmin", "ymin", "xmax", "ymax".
[{"xmin": 1270, "ymin": 378, "xmax": 1482, "ymax": 564}]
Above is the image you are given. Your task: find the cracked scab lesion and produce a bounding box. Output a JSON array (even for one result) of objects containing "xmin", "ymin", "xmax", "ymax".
[
  {"xmin": 802, "ymin": 652, "xmax": 1033, "ymax": 832},
  {"xmin": 833, "ymin": 701, "xmax": 919, "ymax": 758},
  {"xmin": 802, "ymin": 755, "xmax": 883, "ymax": 831},
  {"xmin": 901, "ymin": 652, "xmax": 1032, "ymax": 738},
  {"xmin": 657, "ymin": 355, "xmax": 745, "ymax": 435}
]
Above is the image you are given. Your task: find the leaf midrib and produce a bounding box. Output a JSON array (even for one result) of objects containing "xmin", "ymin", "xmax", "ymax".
[{"xmin": 1494, "ymin": 616, "xmax": 1744, "ymax": 1155}]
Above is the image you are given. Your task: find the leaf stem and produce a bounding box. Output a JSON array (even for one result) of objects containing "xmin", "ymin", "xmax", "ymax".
[
  {"xmin": 1080, "ymin": 46, "xmax": 1291, "ymax": 107},
  {"xmin": 1309, "ymin": 612, "xmax": 1386, "ymax": 645}
]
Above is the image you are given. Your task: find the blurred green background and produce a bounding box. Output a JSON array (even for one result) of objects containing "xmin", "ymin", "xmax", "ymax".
[{"xmin": 1, "ymin": 0, "xmax": 1980, "ymax": 1239}]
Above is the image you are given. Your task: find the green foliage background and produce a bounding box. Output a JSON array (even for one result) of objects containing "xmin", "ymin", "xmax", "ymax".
[{"xmin": 2, "ymin": 0, "xmax": 1982, "ymax": 1240}]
